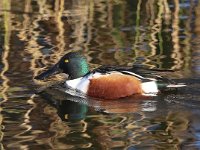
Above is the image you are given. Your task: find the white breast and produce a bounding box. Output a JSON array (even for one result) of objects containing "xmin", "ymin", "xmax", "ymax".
[{"xmin": 65, "ymin": 72, "xmax": 102, "ymax": 94}]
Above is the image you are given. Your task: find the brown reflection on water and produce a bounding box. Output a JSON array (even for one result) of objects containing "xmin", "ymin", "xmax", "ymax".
[
  {"xmin": 39, "ymin": 84, "xmax": 200, "ymax": 149},
  {"xmin": 42, "ymin": 105, "xmax": 71, "ymax": 149},
  {"xmin": 88, "ymin": 108, "xmax": 192, "ymax": 149},
  {"xmin": 18, "ymin": 1, "xmax": 71, "ymax": 149},
  {"xmin": 0, "ymin": 0, "xmax": 11, "ymax": 149},
  {"xmin": 181, "ymin": 0, "xmax": 193, "ymax": 73},
  {"xmin": 171, "ymin": 0, "xmax": 182, "ymax": 70},
  {"xmin": 0, "ymin": 0, "xmax": 10, "ymax": 103},
  {"xmin": 192, "ymin": 1, "xmax": 200, "ymax": 74},
  {"xmin": 146, "ymin": 0, "xmax": 168, "ymax": 68}
]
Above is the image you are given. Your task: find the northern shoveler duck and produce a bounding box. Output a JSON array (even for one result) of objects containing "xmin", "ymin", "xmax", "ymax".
[{"xmin": 34, "ymin": 52, "xmax": 186, "ymax": 99}]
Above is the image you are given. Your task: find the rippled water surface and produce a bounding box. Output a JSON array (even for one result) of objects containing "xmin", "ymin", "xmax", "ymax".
[{"xmin": 1, "ymin": 0, "xmax": 200, "ymax": 149}]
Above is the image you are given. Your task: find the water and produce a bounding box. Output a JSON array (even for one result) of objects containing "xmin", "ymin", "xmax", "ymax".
[{"xmin": 0, "ymin": 0, "xmax": 200, "ymax": 149}]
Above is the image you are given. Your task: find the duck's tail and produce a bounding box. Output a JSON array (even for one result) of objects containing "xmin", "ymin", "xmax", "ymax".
[{"xmin": 166, "ymin": 83, "xmax": 186, "ymax": 88}]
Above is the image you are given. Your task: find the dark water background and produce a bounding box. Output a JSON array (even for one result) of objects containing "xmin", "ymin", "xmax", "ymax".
[{"xmin": 1, "ymin": 0, "xmax": 200, "ymax": 149}]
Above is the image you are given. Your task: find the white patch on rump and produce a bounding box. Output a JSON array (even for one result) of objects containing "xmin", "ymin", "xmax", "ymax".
[{"xmin": 141, "ymin": 81, "xmax": 158, "ymax": 95}]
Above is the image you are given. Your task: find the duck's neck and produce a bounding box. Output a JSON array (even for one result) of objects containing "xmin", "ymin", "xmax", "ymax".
[{"xmin": 70, "ymin": 60, "xmax": 89, "ymax": 79}]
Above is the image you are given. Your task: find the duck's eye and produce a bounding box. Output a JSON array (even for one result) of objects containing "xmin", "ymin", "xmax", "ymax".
[{"xmin": 65, "ymin": 59, "xmax": 69, "ymax": 63}]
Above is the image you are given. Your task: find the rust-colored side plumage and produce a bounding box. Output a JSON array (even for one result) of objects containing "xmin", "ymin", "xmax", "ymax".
[{"xmin": 87, "ymin": 73, "xmax": 142, "ymax": 99}]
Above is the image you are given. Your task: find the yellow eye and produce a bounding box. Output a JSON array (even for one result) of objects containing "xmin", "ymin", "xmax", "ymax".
[{"xmin": 65, "ymin": 59, "xmax": 69, "ymax": 63}]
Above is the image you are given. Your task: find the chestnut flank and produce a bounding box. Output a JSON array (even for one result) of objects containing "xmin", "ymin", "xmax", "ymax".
[{"xmin": 87, "ymin": 73, "xmax": 142, "ymax": 99}]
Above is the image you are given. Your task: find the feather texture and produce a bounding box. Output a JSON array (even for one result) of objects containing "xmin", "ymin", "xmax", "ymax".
[{"xmin": 87, "ymin": 73, "xmax": 142, "ymax": 99}]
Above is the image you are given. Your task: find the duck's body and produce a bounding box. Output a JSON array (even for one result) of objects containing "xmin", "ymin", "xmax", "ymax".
[
  {"xmin": 35, "ymin": 52, "xmax": 186, "ymax": 100},
  {"xmin": 66, "ymin": 72, "xmax": 143, "ymax": 99},
  {"xmin": 65, "ymin": 71, "xmax": 159, "ymax": 99}
]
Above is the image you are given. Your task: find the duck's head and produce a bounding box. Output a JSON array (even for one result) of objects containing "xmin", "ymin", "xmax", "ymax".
[{"xmin": 35, "ymin": 52, "xmax": 89, "ymax": 80}]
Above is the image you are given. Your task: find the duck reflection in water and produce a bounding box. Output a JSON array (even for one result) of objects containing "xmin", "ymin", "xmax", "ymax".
[
  {"xmin": 39, "ymin": 88, "xmax": 88, "ymax": 122},
  {"xmin": 38, "ymin": 83, "xmax": 161, "ymax": 121},
  {"xmin": 35, "ymin": 79, "xmax": 200, "ymax": 150}
]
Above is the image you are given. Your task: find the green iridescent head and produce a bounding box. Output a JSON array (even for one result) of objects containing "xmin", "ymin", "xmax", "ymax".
[{"xmin": 35, "ymin": 52, "xmax": 89, "ymax": 80}]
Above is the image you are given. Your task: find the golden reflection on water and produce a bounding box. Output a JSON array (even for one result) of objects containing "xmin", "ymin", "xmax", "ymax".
[
  {"xmin": 171, "ymin": 0, "xmax": 182, "ymax": 70},
  {"xmin": 0, "ymin": 0, "xmax": 11, "ymax": 103},
  {"xmin": 182, "ymin": 1, "xmax": 193, "ymax": 73},
  {"xmin": 0, "ymin": 0, "xmax": 11, "ymax": 149},
  {"xmin": 0, "ymin": 0, "xmax": 199, "ymax": 149},
  {"xmin": 193, "ymin": 1, "xmax": 200, "ymax": 74},
  {"xmin": 147, "ymin": 0, "xmax": 165, "ymax": 68}
]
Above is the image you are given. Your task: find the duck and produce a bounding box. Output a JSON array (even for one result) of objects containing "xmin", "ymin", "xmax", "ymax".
[{"xmin": 34, "ymin": 52, "xmax": 186, "ymax": 99}]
